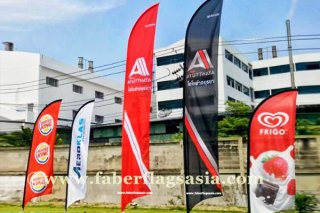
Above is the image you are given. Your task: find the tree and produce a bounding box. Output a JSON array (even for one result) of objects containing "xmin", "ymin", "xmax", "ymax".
[
  {"xmin": 0, "ymin": 126, "xmax": 32, "ymax": 147},
  {"xmin": 0, "ymin": 126, "xmax": 63, "ymax": 147},
  {"xmin": 218, "ymin": 101, "xmax": 251, "ymax": 138}
]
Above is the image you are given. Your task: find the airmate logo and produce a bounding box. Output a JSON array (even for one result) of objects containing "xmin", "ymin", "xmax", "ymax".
[
  {"xmin": 35, "ymin": 142, "xmax": 50, "ymax": 164},
  {"xmin": 188, "ymin": 49, "xmax": 213, "ymax": 72},
  {"xmin": 29, "ymin": 171, "xmax": 48, "ymax": 193},
  {"xmin": 129, "ymin": 57, "xmax": 150, "ymax": 78},
  {"xmin": 258, "ymin": 112, "xmax": 289, "ymax": 135},
  {"xmin": 38, "ymin": 114, "xmax": 54, "ymax": 136}
]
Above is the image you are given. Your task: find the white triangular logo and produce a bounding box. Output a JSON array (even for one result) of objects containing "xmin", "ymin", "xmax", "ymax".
[
  {"xmin": 188, "ymin": 49, "xmax": 213, "ymax": 71},
  {"xmin": 129, "ymin": 57, "xmax": 150, "ymax": 78}
]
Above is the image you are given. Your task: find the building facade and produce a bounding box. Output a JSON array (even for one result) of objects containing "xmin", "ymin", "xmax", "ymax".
[
  {"xmin": 252, "ymin": 53, "xmax": 320, "ymax": 107},
  {"xmin": 154, "ymin": 39, "xmax": 320, "ymax": 119},
  {"xmin": 0, "ymin": 49, "xmax": 124, "ymax": 128},
  {"xmin": 154, "ymin": 38, "xmax": 254, "ymax": 119}
]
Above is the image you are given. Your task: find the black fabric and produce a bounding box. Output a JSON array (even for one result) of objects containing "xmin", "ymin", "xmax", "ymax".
[{"xmin": 183, "ymin": 0, "xmax": 223, "ymax": 212}]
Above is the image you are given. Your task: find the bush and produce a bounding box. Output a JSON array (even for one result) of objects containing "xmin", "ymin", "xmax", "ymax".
[{"xmin": 295, "ymin": 192, "xmax": 318, "ymax": 212}]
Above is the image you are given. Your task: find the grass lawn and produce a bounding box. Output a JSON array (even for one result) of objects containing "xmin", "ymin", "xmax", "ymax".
[{"xmin": 0, "ymin": 203, "xmax": 247, "ymax": 213}]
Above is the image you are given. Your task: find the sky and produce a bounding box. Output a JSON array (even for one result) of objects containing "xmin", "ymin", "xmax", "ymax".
[{"xmin": 0, "ymin": 0, "xmax": 319, "ymax": 82}]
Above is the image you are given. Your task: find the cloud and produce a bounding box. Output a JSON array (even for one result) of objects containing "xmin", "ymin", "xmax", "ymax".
[
  {"xmin": 287, "ymin": 0, "xmax": 299, "ymax": 20},
  {"xmin": 0, "ymin": 0, "xmax": 125, "ymax": 31}
]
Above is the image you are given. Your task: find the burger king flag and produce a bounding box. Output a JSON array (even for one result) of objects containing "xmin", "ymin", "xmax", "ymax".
[{"xmin": 22, "ymin": 99, "xmax": 62, "ymax": 208}]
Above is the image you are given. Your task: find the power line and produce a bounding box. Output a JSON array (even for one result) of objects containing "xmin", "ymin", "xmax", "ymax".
[
  {"xmin": 1, "ymin": 33, "xmax": 319, "ymax": 89},
  {"xmin": 1, "ymin": 45, "xmax": 319, "ymax": 112},
  {"xmin": 0, "ymin": 60, "xmax": 126, "ymax": 88}
]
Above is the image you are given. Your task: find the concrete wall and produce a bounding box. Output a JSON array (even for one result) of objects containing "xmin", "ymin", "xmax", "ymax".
[{"xmin": 0, "ymin": 137, "xmax": 319, "ymax": 208}]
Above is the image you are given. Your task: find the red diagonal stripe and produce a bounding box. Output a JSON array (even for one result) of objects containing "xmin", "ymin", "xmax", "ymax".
[
  {"xmin": 198, "ymin": 50, "xmax": 210, "ymax": 70},
  {"xmin": 184, "ymin": 116, "xmax": 222, "ymax": 191}
]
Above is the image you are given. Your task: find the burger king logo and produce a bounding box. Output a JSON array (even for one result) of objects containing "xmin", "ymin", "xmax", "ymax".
[
  {"xmin": 38, "ymin": 114, "xmax": 54, "ymax": 136},
  {"xmin": 35, "ymin": 142, "xmax": 50, "ymax": 164},
  {"xmin": 29, "ymin": 172, "xmax": 48, "ymax": 193}
]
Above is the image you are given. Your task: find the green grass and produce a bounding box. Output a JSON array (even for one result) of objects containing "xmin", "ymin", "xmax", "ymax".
[{"xmin": 0, "ymin": 203, "xmax": 246, "ymax": 213}]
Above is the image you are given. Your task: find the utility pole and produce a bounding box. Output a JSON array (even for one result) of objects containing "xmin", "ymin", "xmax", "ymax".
[{"xmin": 286, "ymin": 20, "xmax": 296, "ymax": 89}]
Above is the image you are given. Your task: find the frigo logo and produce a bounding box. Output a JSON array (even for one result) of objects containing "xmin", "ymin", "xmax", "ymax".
[
  {"xmin": 129, "ymin": 57, "xmax": 150, "ymax": 78},
  {"xmin": 258, "ymin": 112, "xmax": 289, "ymax": 135}
]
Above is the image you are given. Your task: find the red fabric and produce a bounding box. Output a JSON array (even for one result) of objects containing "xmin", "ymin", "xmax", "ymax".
[
  {"xmin": 184, "ymin": 117, "xmax": 222, "ymax": 191},
  {"xmin": 23, "ymin": 100, "xmax": 61, "ymax": 207},
  {"xmin": 249, "ymin": 90, "xmax": 298, "ymax": 212},
  {"xmin": 121, "ymin": 4, "xmax": 159, "ymax": 212},
  {"xmin": 250, "ymin": 91, "xmax": 297, "ymax": 159}
]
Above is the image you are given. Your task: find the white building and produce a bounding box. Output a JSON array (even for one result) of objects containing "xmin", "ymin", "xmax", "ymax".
[
  {"xmin": 154, "ymin": 38, "xmax": 254, "ymax": 119},
  {"xmin": 0, "ymin": 45, "xmax": 124, "ymax": 130},
  {"xmin": 252, "ymin": 53, "xmax": 320, "ymax": 106},
  {"xmin": 154, "ymin": 39, "xmax": 320, "ymax": 119}
]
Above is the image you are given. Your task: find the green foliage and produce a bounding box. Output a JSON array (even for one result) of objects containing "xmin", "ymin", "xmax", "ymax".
[
  {"xmin": 0, "ymin": 127, "xmax": 63, "ymax": 147},
  {"xmin": 55, "ymin": 133, "xmax": 63, "ymax": 145},
  {"xmin": 218, "ymin": 101, "xmax": 251, "ymax": 138},
  {"xmin": 171, "ymin": 132, "xmax": 183, "ymax": 142},
  {"xmin": 296, "ymin": 119, "xmax": 320, "ymax": 135},
  {"xmin": 0, "ymin": 126, "xmax": 32, "ymax": 147},
  {"xmin": 295, "ymin": 192, "xmax": 318, "ymax": 212}
]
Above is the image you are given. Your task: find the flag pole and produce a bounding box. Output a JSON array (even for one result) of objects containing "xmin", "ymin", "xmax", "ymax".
[{"xmin": 286, "ymin": 20, "xmax": 296, "ymax": 89}]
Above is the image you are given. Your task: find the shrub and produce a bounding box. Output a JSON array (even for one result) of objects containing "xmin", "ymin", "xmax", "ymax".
[{"xmin": 295, "ymin": 192, "xmax": 318, "ymax": 212}]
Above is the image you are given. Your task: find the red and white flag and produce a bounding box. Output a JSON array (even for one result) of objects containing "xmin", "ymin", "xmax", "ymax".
[
  {"xmin": 248, "ymin": 90, "xmax": 298, "ymax": 213},
  {"xmin": 121, "ymin": 3, "xmax": 159, "ymax": 212},
  {"xmin": 22, "ymin": 100, "xmax": 62, "ymax": 208}
]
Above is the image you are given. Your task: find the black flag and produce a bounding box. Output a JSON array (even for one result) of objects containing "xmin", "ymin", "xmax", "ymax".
[{"xmin": 183, "ymin": 0, "xmax": 223, "ymax": 211}]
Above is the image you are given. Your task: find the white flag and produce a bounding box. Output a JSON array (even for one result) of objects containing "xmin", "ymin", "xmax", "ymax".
[{"xmin": 66, "ymin": 100, "xmax": 94, "ymax": 208}]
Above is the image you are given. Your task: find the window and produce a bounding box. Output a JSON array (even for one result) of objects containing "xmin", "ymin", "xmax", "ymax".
[
  {"xmin": 298, "ymin": 86, "xmax": 320, "ymax": 94},
  {"xmin": 225, "ymin": 49, "xmax": 233, "ymax": 62},
  {"xmin": 235, "ymin": 81, "xmax": 243, "ymax": 92},
  {"xmin": 73, "ymin": 84, "xmax": 83, "ymax": 94},
  {"xmin": 254, "ymin": 90, "xmax": 270, "ymax": 99},
  {"xmin": 95, "ymin": 91, "xmax": 104, "ymax": 99},
  {"xmin": 269, "ymin": 64, "xmax": 290, "ymax": 75},
  {"xmin": 46, "ymin": 77, "xmax": 58, "ymax": 87},
  {"xmin": 234, "ymin": 57, "xmax": 241, "ymax": 68},
  {"xmin": 158, "ymin": 99, "xmax": 183, "ymax": 111},
  {"xmin": 115, "ymin": 119, "xmax": 122, "ymax": 123},
  {"xmin": 249, "ymin": 69, "xmax": 253, "ymax": 79},
  {"xmin": 95, "ymin": 115, "xmax": 104, "ymax": 123},
  {"xmin": 296, "ymin": 61, "xmax": 320, "ymax": 71},
  {"xmin": 158, "ymin": 80, "xmax": 182, "ymax": 91},
  {"xmin": 226, "ymin": 76, "xmax": 235, "ymax": 88},
  {"xmin": 114, "ymin": 97, "xmax": 122, "ymax": 104},
  {"xmin": 271, "ymin": 87, "xmax": 291, "ymax": 94},
  {"xmin": 250, "ymin": 87, "xmax": 254, "ymax": 102},
  {"xmin": 72, "ymin": 110, "xmax": 77, "ymax": 118},
  {"xmin": 156, "ymin": 53, "xmax": 184, "ymax": 66},
  {"xmin": 243, "ymin": 86, "xmax": 250, "ymax": 96},
  {"xmin": 242, "ymin": 63, "xmax": 248, "ymax": 73},
  {"xmin": 27, "ymin": 103, "xmax": 34, "ymax": 112},
  {"xmin": 228, "ymin": 96, "xmax": 236, "ymax": 101},
  {"xmin": 253, "ymin": 68, "xmax": 269, "ymax": 77}
]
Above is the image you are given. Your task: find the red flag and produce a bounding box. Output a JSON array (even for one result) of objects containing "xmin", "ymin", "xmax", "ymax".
[
  {"xmin": 22, "ymin": 100, "xmax": 62, "ymax": 208},
  {"xmin": 121, "ymin": 3, "xmax": 159, "ymax": 211},
  {"xmin": 248, "ymin": 90, "xmax": 297, "ymax": 213}
]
